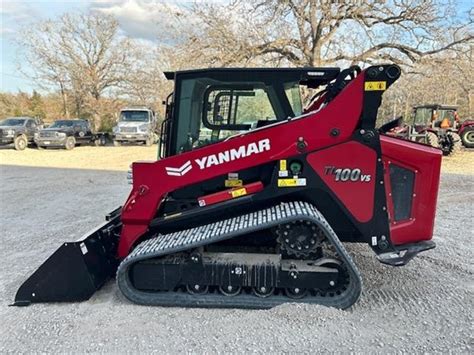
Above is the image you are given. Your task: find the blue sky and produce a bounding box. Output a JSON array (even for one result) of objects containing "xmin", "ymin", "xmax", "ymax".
[
  {"xmin": 1, "ymin": 1, "xmax": 91, "ymax": 92},
  {"xmin": 1, "ymin": 0, "xmax": 193, "ymax": 92},
  {"xmin": 1, "ymin": 0, "xmax": 473, "ymax": 93}
]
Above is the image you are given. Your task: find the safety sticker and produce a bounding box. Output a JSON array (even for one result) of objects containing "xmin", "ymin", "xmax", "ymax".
[
  {"xmin": 225, "ymin": 179, "xmax": 243, "ymax": 187},
  {"xmin": 228, "ymin": 172, "xmax": 239, "ymax": 180},
  {"xmin": 279, "ymin": 160, "xmax": 289, "ymax": 177},
  {"xmin": 364, "ymin": 81, "xmax": 386, "ymax": 91},
  {"xmin": 231, "ymin": 187, "xmax": 247, "ymax": 198},
  {"xmin": 277, "ymin": 178, "xmax": 307, "ymax": 187}
]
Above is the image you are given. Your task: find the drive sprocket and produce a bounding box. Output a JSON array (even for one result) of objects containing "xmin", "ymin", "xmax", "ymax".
[{"xmin": 277, "ymin": 220, "xmax": 324, "ymax": 258}]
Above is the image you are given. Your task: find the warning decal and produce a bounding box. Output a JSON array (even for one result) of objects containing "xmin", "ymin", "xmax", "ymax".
[
  {"xmin": 277, "ymin": 178, "xmax": 307, "ymax": 187},
  {"xmin": 364, "ymin": 81, "xmax": 386, "ymax": 91},
  {"xmin": 231, "ymin": 188, "xmax": 247, "ymax": 198},
  {"xmin": 225, "ymin": 179, "xmax": 243, "ymax": 187}
]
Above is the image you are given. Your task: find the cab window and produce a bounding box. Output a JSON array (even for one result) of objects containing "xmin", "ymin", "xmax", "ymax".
[
  {"xmin": 414, "ymin": 108, "xmax": 431, "ymax": 125},
  {"xmin": 284, "ymin": 82, "xmax": 303, "ymax": 116},
  {"xmin": 175, "ymin": 79, "xmax": 280, "ymax": 153}
]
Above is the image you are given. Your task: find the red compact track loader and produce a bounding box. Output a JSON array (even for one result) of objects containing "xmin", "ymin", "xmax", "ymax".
[{"xmin": 13, "ymin": 65, "xmax": 442, "ymax": 309}]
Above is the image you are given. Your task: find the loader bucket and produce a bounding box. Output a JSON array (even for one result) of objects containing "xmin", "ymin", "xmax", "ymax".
[{"xmin": 12, "ymin": 208, "xmax": 122, "ymax": 306}]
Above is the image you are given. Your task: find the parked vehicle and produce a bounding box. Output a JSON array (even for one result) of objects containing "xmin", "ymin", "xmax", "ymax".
[
  {"xmin": 35, "ymin": 119, "xmax": 102, "ymax": 150},
  {"xmin": 0, "ymin": 117, "xmax": 43, "ymax": 150},
  {"xmin": 112, "ymin": 107, "xmax": 158, "ymax": 146},
  {"xmin": 389, "ymin": 104, "xmax": 463, "ymax": 156},
  {"xmin": 458, "ymin": 119, "xmax": 474, "ymax": 148}
]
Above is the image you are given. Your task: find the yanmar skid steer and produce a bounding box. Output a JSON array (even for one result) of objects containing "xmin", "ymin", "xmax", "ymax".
[{"xmin": 13, "ymin": 65, "xmax": 442, "ymax": 309}]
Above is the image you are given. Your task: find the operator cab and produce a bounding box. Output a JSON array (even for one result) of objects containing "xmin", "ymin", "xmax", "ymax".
[
  {"xmin": 413, "ymin": 104, "xmax": 459, "ymax": 130},
  {"xmin": 161, "ymin": 68, "xmax": 341, "ymax": 157}
]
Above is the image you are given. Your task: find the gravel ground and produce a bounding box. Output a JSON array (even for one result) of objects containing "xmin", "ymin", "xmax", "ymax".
[{"xmin": 0, "ymin": 162, "xmax": 473, "ymax": 353}]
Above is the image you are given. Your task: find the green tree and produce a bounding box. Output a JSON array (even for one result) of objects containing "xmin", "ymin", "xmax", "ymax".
[{"xmin": 28, "ymin": 90, "xmax": 46, "ymax": 119}]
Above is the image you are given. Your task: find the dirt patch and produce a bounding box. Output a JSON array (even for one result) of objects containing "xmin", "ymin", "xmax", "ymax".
[
  {"xmin": 1, "ymin": 144, "xmax": 473, "ymax": 174},
  {"xmin": 0, "ymin": 145, "xmax": 157, "ymax": 171}
]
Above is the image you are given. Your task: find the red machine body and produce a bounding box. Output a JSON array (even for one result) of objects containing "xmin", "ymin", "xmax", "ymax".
[
  {"xmin": 119, "ymin": 71, "xmax": 442, "ymax": 258},
  {"xmin": 13, "ymin": 64, "xmax": 442, "ymax": 308},
  {"xmin": 381, "ymin": 136, "xmax": 441, "ymax": 245}
]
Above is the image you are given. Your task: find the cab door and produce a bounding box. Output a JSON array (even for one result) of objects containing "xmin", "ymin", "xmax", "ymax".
[{"xmin": 25, "ymin": 119, "xmax": 38, "ymax": 141}]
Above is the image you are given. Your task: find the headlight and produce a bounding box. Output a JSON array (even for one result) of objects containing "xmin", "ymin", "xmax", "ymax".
[
  {"xmin": 113, "ymin": 126, "xmax": 119, "ymax": 133},
  {"xmin": 56, "ymin": 132, "xmax": 66, "ymax": 138},
  {"xmin": 34, "ymin": 132, "xmax": 39, "ymax": 139},
  {"xmin": 6, "ymin": 129, "xmax": 15, "ymax": 137},
  {"xmin": 139, "ymin": 124, "xmax": 149, "ymax": 132}
]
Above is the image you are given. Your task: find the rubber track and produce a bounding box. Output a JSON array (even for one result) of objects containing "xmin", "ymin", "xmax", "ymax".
[{"xmin": 117, "ymin": 201, "xmax": 362, "ymax": 309}]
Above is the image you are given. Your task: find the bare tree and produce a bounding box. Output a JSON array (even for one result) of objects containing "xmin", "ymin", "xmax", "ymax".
[
  {"xmin": 18, "ymin": 23, "xmax": 71, "ymax": 117},
  {"xmin": 18, "ymin": 12, "xmax": 135, "ymax": 127},
  {"xmin": 380, "ymin": 45, "xmax": 474, "ymax": 122},
  {"xmin": 179, "ymin": 0, "xmax": 473, "ymax": 67},
  {"xmin": 118, "ymin": 44, "xmax": 171, "ymax": 110}
]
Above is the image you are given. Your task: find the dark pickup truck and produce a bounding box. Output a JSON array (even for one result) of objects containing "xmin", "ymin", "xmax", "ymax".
[
  {"xmin": 0, "ymin": 117, "xmax": 42, "ymax": 150},
  {"xmin": 35, "ymin": 119, "xmax": 102, "ymax": 150}
]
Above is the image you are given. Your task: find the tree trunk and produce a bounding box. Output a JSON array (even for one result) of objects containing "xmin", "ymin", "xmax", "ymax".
[
  {"xmin": 59, "ymin": 82, "xmax": 69, "ymax": 118},
  {"xmin": 90, "ymin": 97, "xmax": 101, "ymax": 131}
]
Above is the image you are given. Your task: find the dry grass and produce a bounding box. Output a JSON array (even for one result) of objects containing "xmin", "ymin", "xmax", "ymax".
[
  {"xmin": 0, "ymin": 145, "xmax": 472, "ymax": 174},
  {"xmin": 0, "ymin": 145, "xmax": 157, "ymax": 171},
  {"xmin": 440, "ymin": 149, "xmax": 474, "ymax": 175}
]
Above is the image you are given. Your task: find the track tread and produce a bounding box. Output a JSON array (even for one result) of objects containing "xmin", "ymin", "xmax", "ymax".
[{"xmin": 117, "ymin": 201, "xmax": 362, "ymax": 309}]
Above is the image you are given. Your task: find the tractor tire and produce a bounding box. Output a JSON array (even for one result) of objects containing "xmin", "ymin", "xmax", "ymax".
[
  {"xmin": 14, "ymin": 135, "xmax": 28, "ymax": 151},
  {"xmin": 444, "ymin": 132, "xmax": 462, "ymax": 156},
  {"xmin": 461, "ymin": 128, "xmax": 474, "ymax": 148},
  {"xmin": 65, "ymin": 136, "xmax": 76, "ymax": 150},
  {"xmin": 425, "ymin": 132, "xmax": 439, "ymax": 148},
  {"xmin": 113, "ymin": 140, "xmax": 121, "ymax": 147}
]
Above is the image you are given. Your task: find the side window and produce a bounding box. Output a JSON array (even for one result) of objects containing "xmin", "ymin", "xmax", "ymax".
[
  {"xmin": 26, "ymin": 120, "xmax": 36, "ymax": 128},
  {"xmin": 284, "ymin": 83, "xmax": 303, "ymax": 117},
  {"xmin": 196, "ymin": 87, "xmax": 276, "ymax": 148}
]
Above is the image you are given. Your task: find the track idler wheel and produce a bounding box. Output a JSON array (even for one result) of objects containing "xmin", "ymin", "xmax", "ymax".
[
  {"xmin": 252, "ymin": 286, "xmax": 274, "ymax": 298},
  {"xmin": 186, "ymin": 284, "xmax": 209, "ymax": 295},
  {"xmin": 285, "ymin": 287, "xmax": 308, "ymax": 299},
  {"xmin": 219, "ymin": 285, "xmax": 241, "ymax": 296}
]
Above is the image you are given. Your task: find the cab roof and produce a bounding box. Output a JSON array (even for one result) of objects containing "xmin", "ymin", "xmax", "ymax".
[
  {"xmin": 164, "ymin": 67, "xmax": 341, "ymax": 88},
  {"xmin": 414, "ymin": 104, "xmax": 457, "ymax": 110}
]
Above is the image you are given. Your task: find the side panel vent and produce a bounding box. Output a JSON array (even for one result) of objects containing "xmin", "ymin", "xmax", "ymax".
[{"xmin": 389, "ymin": 164, "xmax": 415, "ymax": 221}]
